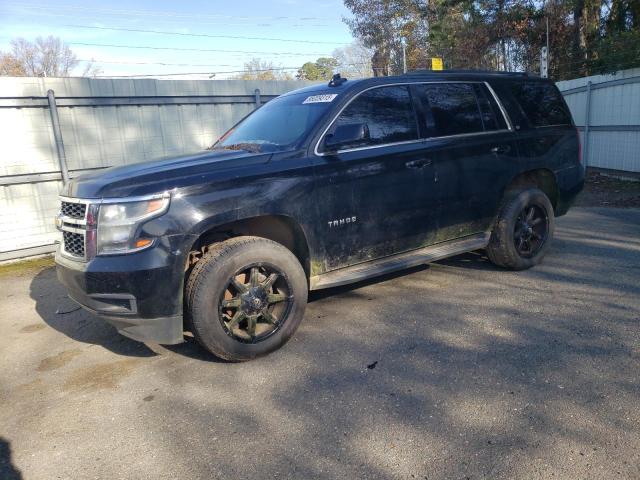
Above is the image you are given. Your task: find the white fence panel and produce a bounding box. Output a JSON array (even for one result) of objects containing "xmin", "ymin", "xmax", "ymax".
[
  {"xmin": 0, "ymin": 77, "xmax": 318, "ymax": 260},
  {"xmin": 557, "ymin": 67, "xmax": 640, "ymax": 173}
]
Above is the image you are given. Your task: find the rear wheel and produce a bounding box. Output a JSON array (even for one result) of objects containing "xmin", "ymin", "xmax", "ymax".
[
  {"xmin": 186, "ymin": 236, "xmax": 307, "ymax": 361},
  {"xmin": 486, "ymin": 188, "xmax": 555, "ymax": 270}
]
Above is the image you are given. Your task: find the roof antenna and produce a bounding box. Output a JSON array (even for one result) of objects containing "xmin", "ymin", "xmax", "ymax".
[{"xmin": 328, "ymin": 73, "xmax": 347, "ymax": 87}]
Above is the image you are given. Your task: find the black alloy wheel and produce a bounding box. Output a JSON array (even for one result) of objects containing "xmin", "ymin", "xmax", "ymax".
[
  {"xmin": 218, "ymin": 264, "xmax": 293, "ymax": 344},
  {"xmin": 513, "ymin": 204, "xmax": 549, "ymax": 258}
]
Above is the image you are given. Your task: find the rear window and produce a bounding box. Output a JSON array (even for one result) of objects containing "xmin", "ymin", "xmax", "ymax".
[
  {"xmin": 510, "ymin": 81, "xmax": 572, "ymax": 127},
  {"xmin": 417, "ymin": 83, "xmax": 484, "ymax": 137}
]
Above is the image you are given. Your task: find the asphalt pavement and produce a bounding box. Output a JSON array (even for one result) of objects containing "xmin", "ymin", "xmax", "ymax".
[{"xmin": 1, "ymin": 207, "xmax": 639, "ymax": 480}]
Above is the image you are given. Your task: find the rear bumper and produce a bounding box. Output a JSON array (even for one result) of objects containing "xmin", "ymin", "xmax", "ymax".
[{"xmin": 55, "ymin": 236, "xmax": 193, "ymax": 344}]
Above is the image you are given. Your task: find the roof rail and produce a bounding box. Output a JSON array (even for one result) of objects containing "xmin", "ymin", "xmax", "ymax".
[{"xmin": 405, "ymin": 69, "xmax": 529, "ymax": 76}]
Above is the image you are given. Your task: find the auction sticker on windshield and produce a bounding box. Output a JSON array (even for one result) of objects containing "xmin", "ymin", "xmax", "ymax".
[{"xmin": 303, "ymin": 94, "xmax": 338, "ymax": 104}]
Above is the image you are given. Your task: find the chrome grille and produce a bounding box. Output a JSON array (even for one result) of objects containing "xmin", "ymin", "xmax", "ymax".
[
  {"xmin": 61, "ymin": 201, "xmax": 86, "ymax": 219},
  {"xmin": 62, "ymin": 231, "xmax": 85, "ymax": 258}
]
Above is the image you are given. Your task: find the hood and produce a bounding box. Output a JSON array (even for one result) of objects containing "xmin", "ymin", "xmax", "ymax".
[{"xmin": 62, "ymin": 149, "xmax": 272, "ymax": 199}]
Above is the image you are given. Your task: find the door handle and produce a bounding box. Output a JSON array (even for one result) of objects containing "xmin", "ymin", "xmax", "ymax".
[
  {"xmin": 405, "ymin": 159, "xmax": 432, "ymax": 169},
  {"xmin": 490, "ymin": 145, "xmax": 511, "ymax": 155}
]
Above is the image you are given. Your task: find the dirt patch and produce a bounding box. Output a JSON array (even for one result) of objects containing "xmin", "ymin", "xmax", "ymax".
[
  {"xmin": 0, "ymin": 256, "xmax": 55, "ymax": 277},
  {"xmin": 20, "ymin": 323, "xmax": 46, "ymax": 333},
  {"xmin": 12, "ymin": 378, "xmax": 45, "ymax": 397},
  {"xmin": 63, "ymin": 359, "xmax": 142, "ymax": 392},
  {"xmin": 37, "ymin": 349, "xmax": 82, "ymax": 372},
  {"xmin": 576, "ymin": 170, "xmax": 640, "ymax": 208}
]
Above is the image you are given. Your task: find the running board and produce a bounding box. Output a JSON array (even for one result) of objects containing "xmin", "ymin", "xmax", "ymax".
[{"xmin": 310, "ymin": 233, "xmax": 490, "ymax": 290}]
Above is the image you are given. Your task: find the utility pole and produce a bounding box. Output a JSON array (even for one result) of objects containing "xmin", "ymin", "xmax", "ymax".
[
  {"xmin": 401, "ymin": 37, "xmax": 407, "ymax": 74},
  {"xmin": 546, "ymin": 16, "xmax": 550, "ymax": 76},
  {"xmin": 540, "ymin": 16, "xmax": 549, "ymax": 78},
  {"xmin": 540, "ymin": 46, "xmax": 548, "ymax": 78}
]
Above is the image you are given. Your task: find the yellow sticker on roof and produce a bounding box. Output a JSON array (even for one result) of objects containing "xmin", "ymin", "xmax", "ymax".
[{"xmin": 303, "ymin": 94, "xmax": 338, "ymax": 104}]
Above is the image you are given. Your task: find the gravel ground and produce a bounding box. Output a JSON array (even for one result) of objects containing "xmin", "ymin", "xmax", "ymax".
[{"xmin": 1, "ymin": 207, "xmax": 639, "ymax": 480}]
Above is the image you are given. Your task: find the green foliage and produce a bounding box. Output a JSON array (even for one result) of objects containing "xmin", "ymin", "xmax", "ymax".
[
  {"xmin": 342, "ymin": 0, "xmax": 640, "ymax": 80},
  {"xmin": 297, "ymin": 57, "xmax": 338, "ymax": 80}
]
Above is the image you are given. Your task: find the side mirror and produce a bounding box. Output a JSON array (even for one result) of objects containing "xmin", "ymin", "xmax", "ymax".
[{"xmin": 323, "ymin": 123, "xmax": 370, "ymax": 152}]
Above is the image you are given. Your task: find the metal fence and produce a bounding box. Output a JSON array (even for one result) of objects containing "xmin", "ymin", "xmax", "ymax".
[
  {"xmin": 1, "ymin": 71, "xmax": 638, "ymax": 261},
  {"xmin": 557, "ymin": 67, "xmax": 640, "ymax": 173},
  {"xmin": 0, "ymin": 77, "xmax": 317, "ymax": 261}
]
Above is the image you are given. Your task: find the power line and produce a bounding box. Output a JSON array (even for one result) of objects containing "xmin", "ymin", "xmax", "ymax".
[
  {"xmin": 90, "ymin": 62, "xmax": 373, "ymax": 78},
  {"xmin": 64, "ymin": 24, "xmax": 349, "ymax": 45},
  {"xmin": 6, "ymin": 2, "xmax": 339, "ymax": 22},
  {"xmin": 68, "ymin": 41, "xmax": 332, "ymax": 57},
  {"xmin": 77, "ymin": 60, "xmax": 304, "ymax": 67},
  {"xmin": 94, "ymin": 67, "xmax": 302, "ymax": 78},
  {"xmin": 0, "ymin": 10, "xmax": 331, "ymax": 28}
]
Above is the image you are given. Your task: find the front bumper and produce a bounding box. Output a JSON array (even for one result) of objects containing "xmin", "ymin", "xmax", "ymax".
[{"xmin": 55, "ymin": 239, "xmax": 190, "ymax": 345}]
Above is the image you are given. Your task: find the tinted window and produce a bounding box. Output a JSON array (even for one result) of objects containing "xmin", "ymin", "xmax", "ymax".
[
  {"xmin": 510, "ymin": 81, "xmax": 572, "ymax": 127},
  {"xmin": 331, "ymin": 85, "xmax": 418, "ymax": 149},
  {"xmin": 474, "ymin": 84, "xmax": 508, "ymax": 130},
  {"xmin": 418, "ymin": 83, "xmax": 484, "ymax": 136}
]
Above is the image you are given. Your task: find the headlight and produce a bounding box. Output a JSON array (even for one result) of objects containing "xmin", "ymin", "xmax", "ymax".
[{"xmin": 97, "ymin": 194, "xmax": 170, "ymax": 255}]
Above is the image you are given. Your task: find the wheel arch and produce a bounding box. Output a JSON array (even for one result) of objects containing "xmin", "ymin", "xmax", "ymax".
[
  {"xmin": 187, "ymin": 214, "xmax": 312, "ymax": 280},
  {"xmin": 504, "ymin": 168, "xmax": 559, "ymax": 211}
]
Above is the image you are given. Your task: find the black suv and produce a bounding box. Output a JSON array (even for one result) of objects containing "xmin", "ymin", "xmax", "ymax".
[{"xmin": 55, "ymin": 71, "xmax": 584, "ymax": 361}]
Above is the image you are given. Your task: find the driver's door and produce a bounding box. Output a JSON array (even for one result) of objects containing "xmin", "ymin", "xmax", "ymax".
[{"xmin": 311, "ymin": 85, "xmax": 439, "ymax": 272}]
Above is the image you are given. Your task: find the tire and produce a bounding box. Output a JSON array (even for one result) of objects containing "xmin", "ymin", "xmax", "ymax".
[
  {"xmin": 185, "ymin": 236, "xmax": 308, "ymax": 361},
  {"xmin": 486, "ymin": 187, "xmax": 555, "ymax": 270}
]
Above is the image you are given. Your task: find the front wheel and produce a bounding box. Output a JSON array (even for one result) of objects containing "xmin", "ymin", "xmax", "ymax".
[
  {"xmin": 185, "ymin": 236, "xmax": 308, "ymax": 361},
  {"xmin": 486, "ymin": 188, "xmax": 555, "ymax": 270}
]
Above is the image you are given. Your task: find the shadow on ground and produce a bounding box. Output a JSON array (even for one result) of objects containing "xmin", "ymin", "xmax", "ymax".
[
  {"xmin": 0, "ymin": 438, "xmax": 22, "ymax": 480},
  {"xmin": 20, "ymin": 208, "xmax": 640, "ymax": 478},
  {"xmin": 29, "ymin": 267, "xmax": 156, "ymax": 357}
]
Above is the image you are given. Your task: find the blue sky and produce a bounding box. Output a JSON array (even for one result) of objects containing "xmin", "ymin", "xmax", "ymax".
[{"xmin": 0, "ymin": 0, "xmax": 356, "ymax": 78}]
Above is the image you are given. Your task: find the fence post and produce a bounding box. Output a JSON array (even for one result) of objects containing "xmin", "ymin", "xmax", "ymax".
[
  {"xmin": 583, "ymin": 81, "xmax": 592, "ymax": 168},
  {"xmin": 254, "ymin": 88, "xmax": 261, "ymax": 108},
  {"xmin": 47, "ymin": 89, "xmax": 70, "ymax": 184}
]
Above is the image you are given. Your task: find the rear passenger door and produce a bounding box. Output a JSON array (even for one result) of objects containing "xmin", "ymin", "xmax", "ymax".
[{"xmin": 413, "ymin": 82, "xmax": 519, "ymax": 242}]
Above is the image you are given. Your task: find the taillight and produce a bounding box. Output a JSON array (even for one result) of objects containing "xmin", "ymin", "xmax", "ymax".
[{"xmin": 576, "ymin": 126, "xmax": 583, "ymax": 164}]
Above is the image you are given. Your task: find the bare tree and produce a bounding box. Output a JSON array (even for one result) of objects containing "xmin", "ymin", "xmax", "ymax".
[
  {"xmin": 332, "ymin": 40, "xmax": 375, "ymax": 78},
  {"xmin": 0, "ymin": 36, "xmax": 79, "ymax": 77},
  {"xmin": 81, "ymin": 58, "xmax": 103, "ymax": 77},
  {"xmin": 233, "ymin": 58, "xmax": 293, "ymax": 81}
]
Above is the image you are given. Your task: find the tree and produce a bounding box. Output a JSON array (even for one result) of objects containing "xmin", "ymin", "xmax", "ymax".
[
  {"xmin": 342, "ymin": 0, "xmax": 640, "ymax": 80},
  {"xmin": 0, "ymin": 52, "xmax": 25, "ymax": 76},
  {"xmin": 0, "ymin": 36, "xmax": 79, "ymax": 77},
  {"xmin": 233, "ymin": 58, "xmax": 293, "ymax": 80},
  {"xmin": 296, "ymin": 57, "xmax": 338, "ymax": 80},
  {"xmin": 332, "ymin": 40, "xmax": 374, "ymax": 78},
  {"xmin": 343, "ymin": 0, "xmax": 429, "ymax": 76}
]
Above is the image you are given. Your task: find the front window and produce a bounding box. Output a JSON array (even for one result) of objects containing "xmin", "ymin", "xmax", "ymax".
[
  {"xmin": 212, "ymin": 92, "xmax": 334, "ymax": 153},
  {"xmin": 327, "ymin": 85, "xmax": 419, "ymax": 150}
]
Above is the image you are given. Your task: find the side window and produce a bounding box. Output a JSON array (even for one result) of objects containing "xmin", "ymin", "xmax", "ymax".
[
  {"xmin": 474, "ymin": 84, "xmax": 508, "ymax": 130},
  {"xmin": 510, "ymin": 81, "xmax": 572, "ymax": 127},
  {"xmin": 418, "ymin": 83, "xmax": 484, "ymax": 137},
  {"xmin": 331, "ymin": 85, "xmax": 418, "ymax": 149}
]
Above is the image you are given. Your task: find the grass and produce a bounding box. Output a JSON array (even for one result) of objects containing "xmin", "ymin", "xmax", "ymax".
[{"xmin": 0, "ymin": 255, "xmax": 55, "ymax": 277}]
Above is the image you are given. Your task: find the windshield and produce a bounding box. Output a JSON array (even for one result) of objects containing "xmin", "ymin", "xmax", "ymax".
[{"xmin": 211, "ymin": 92, "xmax": 335, "ymax": 153}]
